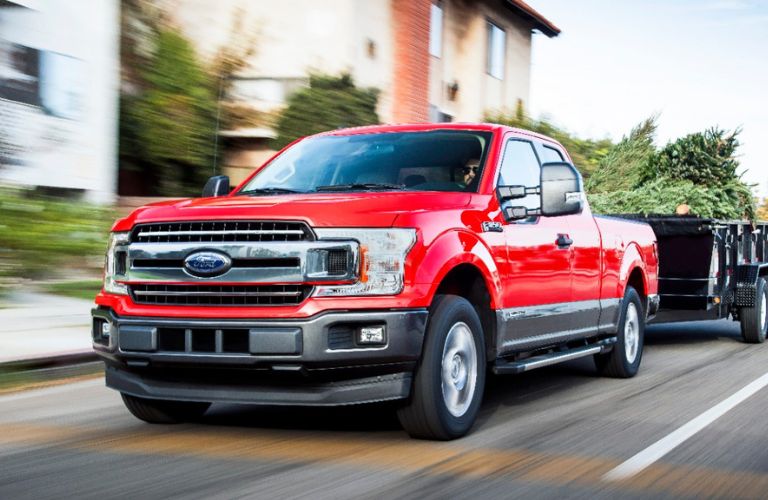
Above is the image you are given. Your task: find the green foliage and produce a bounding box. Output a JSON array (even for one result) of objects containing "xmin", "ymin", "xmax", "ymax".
[
  {"xmin": 44, "ymin": 280, "xmax": 104, "ymax": 301},
  {"xmin": 486, "ymin": 105, "xmax": 754, "ymax": 220},
  {"xmin": 588, "ymin": 177, "xmax": 754, "ymax": 220},
  {"xmin": 574, "ymin": 116, "xmax": 754, "ymax": 220},
  {"xmin": 0, "ymin": 189, "xmax": 114, "ymax": 294},
  {"xmin": 586, "ymin": 117, "xmax": 657, "ymax": 193},
  {"xmin": 641, "ymin": 128, "xmax": 741, "ymax": 186},
  {"xmin": 121, "ymin": 27, "xmax": 217, "ymax": 196},
  {"xmin": 272, "ymin": 74, "xmax": 380, "ymax": 149},
  {"xmin": 485, "ymin": 103, "xmax": 613, "ymax": 179}
]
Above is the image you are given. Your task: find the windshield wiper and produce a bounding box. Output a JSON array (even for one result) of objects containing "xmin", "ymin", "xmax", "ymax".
[
  {"xmin": 315, "ymin": 183, "xmax": 406, "ymax": 192},
  {"xmin": 239, "ymin": 187, "xmax": 304, "ymax": 196}
]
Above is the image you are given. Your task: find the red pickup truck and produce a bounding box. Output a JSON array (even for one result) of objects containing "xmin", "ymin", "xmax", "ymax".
[{"xmin": 93, "ymin": 123, "xmax": 658, "ymax": 439}]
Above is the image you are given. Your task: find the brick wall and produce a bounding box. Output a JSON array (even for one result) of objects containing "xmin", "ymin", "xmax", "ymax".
[{"xmin": 391, "ymin": 0, "xmax": 431, "ymax": 123}]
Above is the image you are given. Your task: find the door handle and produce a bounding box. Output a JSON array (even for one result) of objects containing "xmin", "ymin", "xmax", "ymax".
[{"xmin": 556, "ymin": 234, "xmax": 573, "ymax": 248}]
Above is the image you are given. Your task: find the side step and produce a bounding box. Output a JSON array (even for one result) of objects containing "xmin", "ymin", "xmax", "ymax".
[{"xmin": 492, "ymin": 337, "xmax": 617, "ymax": 375}]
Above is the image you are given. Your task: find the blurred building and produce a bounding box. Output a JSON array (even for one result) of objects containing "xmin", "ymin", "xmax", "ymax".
[
  {"xmin": 171, "ymin": 0, "xmax": 559, "ymax": 182},
  {"xmin": 0, "ymin": 0, "xmax": 120, "ymax": 202}
]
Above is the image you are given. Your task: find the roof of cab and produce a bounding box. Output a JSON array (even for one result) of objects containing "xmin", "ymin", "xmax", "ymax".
[{"xmin": 317, "ymin": 122, "xmax": 566, "ymax": 150}]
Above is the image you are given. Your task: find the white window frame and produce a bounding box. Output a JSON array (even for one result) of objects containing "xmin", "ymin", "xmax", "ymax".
[
  {"xmin": 429, "ymin": 2, "xmax": 443, "ymax": 58},
  {"xmin": 487, "ymin": 21, "xmax": 506, "ymax": 80}
]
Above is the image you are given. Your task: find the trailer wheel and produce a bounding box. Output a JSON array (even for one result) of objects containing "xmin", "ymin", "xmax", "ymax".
[
  {"xmin": 397, "ymin": 294, "xmax": 486, "ymax": 440},
  {"xmin": 595, "ymin": 286, "xmax": 644, "ymax": 378},
  {"xmin": 121, "ymin": 393, "xmax": 210, "ymax": 424},
  {"xmin": 740, "ymin": 277, "xmax": 768, "ymax": 344}
]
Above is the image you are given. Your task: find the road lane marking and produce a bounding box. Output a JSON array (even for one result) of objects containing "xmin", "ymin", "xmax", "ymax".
[
  {"xmin": 603, "ymin": 371, "xmax": 768, "ymax": 482},
  {"xmin": 0, "ymin": 379, "xmax": 103, "ymax": 403},
  {"xmin": 1, "ymin": 422, "xmax": 767, "ymax": 498}
]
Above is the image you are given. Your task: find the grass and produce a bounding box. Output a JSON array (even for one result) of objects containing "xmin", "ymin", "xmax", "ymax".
[
  {"xmin": 43, "ymin": 280, "xmax": 103, "ymax": 301},
  {"xmin": 0, "ymin": 362, "xmax": 103, "ymax": 394}
]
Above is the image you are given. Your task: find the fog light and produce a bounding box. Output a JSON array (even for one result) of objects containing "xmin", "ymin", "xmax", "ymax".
[
  {"xmin": 101, "ymin": 321, "xmax": 111, "ymax": 338},
  {"xmin": 358, "ymin": 325, "xmax": 386, "ymax": 345}
]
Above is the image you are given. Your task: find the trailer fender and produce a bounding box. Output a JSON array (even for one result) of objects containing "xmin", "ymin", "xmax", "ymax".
[{"xmin": 735, "ymin": 264, "xmax": 768, "ymax": 307}]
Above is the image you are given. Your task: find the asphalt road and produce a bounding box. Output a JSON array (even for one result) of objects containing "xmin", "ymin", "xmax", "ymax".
[{"xmin": 2, "ymin": 319, "xmax": 768, "ymax": 499}]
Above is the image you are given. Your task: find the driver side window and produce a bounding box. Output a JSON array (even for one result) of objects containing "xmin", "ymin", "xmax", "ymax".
[{"xmin": 497, "ymin": 139, "xmax": 541, "ymax": 213}]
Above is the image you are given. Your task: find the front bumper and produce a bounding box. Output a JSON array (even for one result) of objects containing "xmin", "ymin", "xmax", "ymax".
[
  {"xmin": 105, "ymin": 366, "xmax": 413, "ymax": 406},
  {"xmin": 92, "ymin": 307, "xmax": 428, "ymax": 405}
]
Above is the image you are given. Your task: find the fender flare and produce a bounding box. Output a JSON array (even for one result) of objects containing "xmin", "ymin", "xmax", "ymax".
[
  {"xmin": 413, "ymin": 230, "xmax": 504, "ymax": 309},
  {"xmin": 618, "ymin": 242, "xmax": 648, "ymax": 298}
]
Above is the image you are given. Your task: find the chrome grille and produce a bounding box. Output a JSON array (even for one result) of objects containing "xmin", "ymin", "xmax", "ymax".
[
  {"xmin": 130, "ymin": 284, "xmax": 313, "ymax": 306},
  {"xmin": 131, "ymin": 221, "xmax": 313, "ymax": 243}
]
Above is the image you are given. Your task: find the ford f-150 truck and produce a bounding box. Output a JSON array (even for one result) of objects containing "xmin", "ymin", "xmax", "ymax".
[{"xmin": 92, "ymin": 123, "xmax": 658, "ymax": 440}]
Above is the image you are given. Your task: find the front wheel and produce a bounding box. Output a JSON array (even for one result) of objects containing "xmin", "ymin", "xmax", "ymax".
[
  {"xmin": 121, "ymin": 393, "xmax": 211, "ymax": 424},
  {"xmin": 595, "ymin": 286, "xmax": 644, "ymax": 378},
  {"xmin": 397, "ymin": 294, "xmax": 486, "ymax": 440},
  {"xmin": 740, "ymin": 277, "xmax": 768, "ymax": 343}
]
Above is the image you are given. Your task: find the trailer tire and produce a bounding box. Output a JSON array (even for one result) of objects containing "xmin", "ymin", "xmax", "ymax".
[
  {"xmin": 595, "ymin": 286, "xmax": 644, "ymax": 378},
  {"xmin": 397, "ymin": 294, "xmax": 486, "ymax": 440},
  {"xmin": 121, "ymin": 393, "xmax": 210, "ymax": 424},
  {"xmin": 740, "ymin": 277, "xmax": 768, "ymax": 344}
]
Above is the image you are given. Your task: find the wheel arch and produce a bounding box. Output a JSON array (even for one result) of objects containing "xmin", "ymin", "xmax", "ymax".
[
  {"xmin": 619, "ymin": 242, "xmax": 649, "ymax": 312},
  {"xmin": 433, "ymin": 263, "xmax": 497, "ymax": 361}
]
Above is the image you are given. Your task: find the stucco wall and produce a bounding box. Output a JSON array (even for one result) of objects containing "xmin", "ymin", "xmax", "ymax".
[
  {"xmin": 172, "ymin": 0, "xmax": 395, "ymax": 121},
  {"xmin": 429, "ymin": 0, "xmax": 534, "ymax": 122}
]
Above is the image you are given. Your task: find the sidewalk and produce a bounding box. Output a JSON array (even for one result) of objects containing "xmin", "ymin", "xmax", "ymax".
[{"xmin": 0, "ymin": 292, "xmax": 94, "ymax": 364}]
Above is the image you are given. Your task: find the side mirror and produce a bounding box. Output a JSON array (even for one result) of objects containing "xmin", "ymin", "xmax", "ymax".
[
  {"xmin": 496, "ymin": 185, "xmax": 537, "ymax": 202},
  {"xmin": 540, "ymin": 162, "xmax": 583, "ymax": 217},
  {"xmin": 202, "ymin": 175, "xmax": 230, "ymax": 197}
]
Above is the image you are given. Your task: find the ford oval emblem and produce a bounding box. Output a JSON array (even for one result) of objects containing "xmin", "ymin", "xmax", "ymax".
[{"xmin": 184, "ymin": 251, "xmax": 232, "ymax": 277}]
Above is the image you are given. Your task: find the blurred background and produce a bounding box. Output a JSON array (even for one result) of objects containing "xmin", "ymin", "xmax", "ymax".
[
  {"xmin": 0, "ymin": 0, "xmax": 765, "ymax": 354},
  {"xmin": 2, "ymin": 3, "xmax": 768, "ymax": 498}
]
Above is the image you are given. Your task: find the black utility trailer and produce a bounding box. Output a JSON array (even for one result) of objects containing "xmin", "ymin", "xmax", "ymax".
[{"xmin": 615, "ymin": 215, "xmax": 768, "ymax": 343}]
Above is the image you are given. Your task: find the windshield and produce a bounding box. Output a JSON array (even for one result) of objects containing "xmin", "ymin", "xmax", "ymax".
[{"xmin": 238, "ymin": 130, "xmax": 494, "ymax": 194}]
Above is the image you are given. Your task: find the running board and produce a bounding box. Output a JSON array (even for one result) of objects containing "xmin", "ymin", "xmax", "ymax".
[{"xmin": 492, "ymin": 337, "xmax": 617, "ymax": 375}]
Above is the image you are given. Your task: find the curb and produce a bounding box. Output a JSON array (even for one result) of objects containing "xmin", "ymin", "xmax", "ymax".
[{"xmin": 0, "ymin": 351, "xmax": 99, "ymax": 372}]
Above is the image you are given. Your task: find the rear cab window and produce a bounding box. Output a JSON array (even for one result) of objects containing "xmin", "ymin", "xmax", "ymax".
[{"xmin": 540, "ymin": 144, "xmax": 565, "ymax": 164}]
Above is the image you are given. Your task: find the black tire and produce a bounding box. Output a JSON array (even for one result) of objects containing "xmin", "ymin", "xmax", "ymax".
[
  {"xmin": 397, "ymin": 294, "xmax": 486, "ymax": 440},
  {"xmin": 740, "ymin": 277, "xmax": 768, "ymax": 344},
  {"xmin": 595, "ymin": 286, "xmax": 644, "ymax": 378},
  {"xmin": 121, "ymin": 393, "xmax": 211, "ymax": 424}
]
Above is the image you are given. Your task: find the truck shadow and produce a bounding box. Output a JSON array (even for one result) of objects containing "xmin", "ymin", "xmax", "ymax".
[
  {"xmin": 197, "ymin": 320, "xmax": 746, "ymax": 436},
  {"xmin": 645, "ymin": 319, "xmax": 743, "ymax": 345},
  {"xmin": 200, "ymin": 361, "xmax": 599, "ymax": 436},
  {"xmin": 202, "ymin": 401, "xmax": 404, "ymax": 433}
]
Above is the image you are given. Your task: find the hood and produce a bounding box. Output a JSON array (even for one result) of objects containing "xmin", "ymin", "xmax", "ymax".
[{"xmin": 113, "ymin": 191, "xmax": 471, "ymax": 231}]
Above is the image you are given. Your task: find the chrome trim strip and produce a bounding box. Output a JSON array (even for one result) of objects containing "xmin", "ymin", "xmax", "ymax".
[
  {"xmin": 123, "ymin": 241, "xmax": 359, "ymax": 284},
  {"xmin": 137, "ymin": 229, "xmax": 305, "ymax": 237},
  {"xmin": 497, "ymin": 299, "xmax": 601, "ymax": 321},
  {"xmin": 133, "ymin": 290, "xmax": 303, "ymax": 297}
]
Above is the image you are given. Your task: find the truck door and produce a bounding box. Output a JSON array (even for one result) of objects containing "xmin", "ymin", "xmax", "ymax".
[
  {"xmin": 535, "ymin": 142, "xmax": 602, "ymax": 332},
  {"xmin": 495, "ymin": 137, "xmax": 573, "ymax": 354}
]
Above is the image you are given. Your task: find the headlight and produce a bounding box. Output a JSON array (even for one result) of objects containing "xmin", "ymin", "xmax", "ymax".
[
  {"xmin": 313, "ymin": 228, "xmax": 416, "ymax": 296},
  {"xmin": 103, "ymin": 232, "xmax": 129, "ymax": 295}
]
